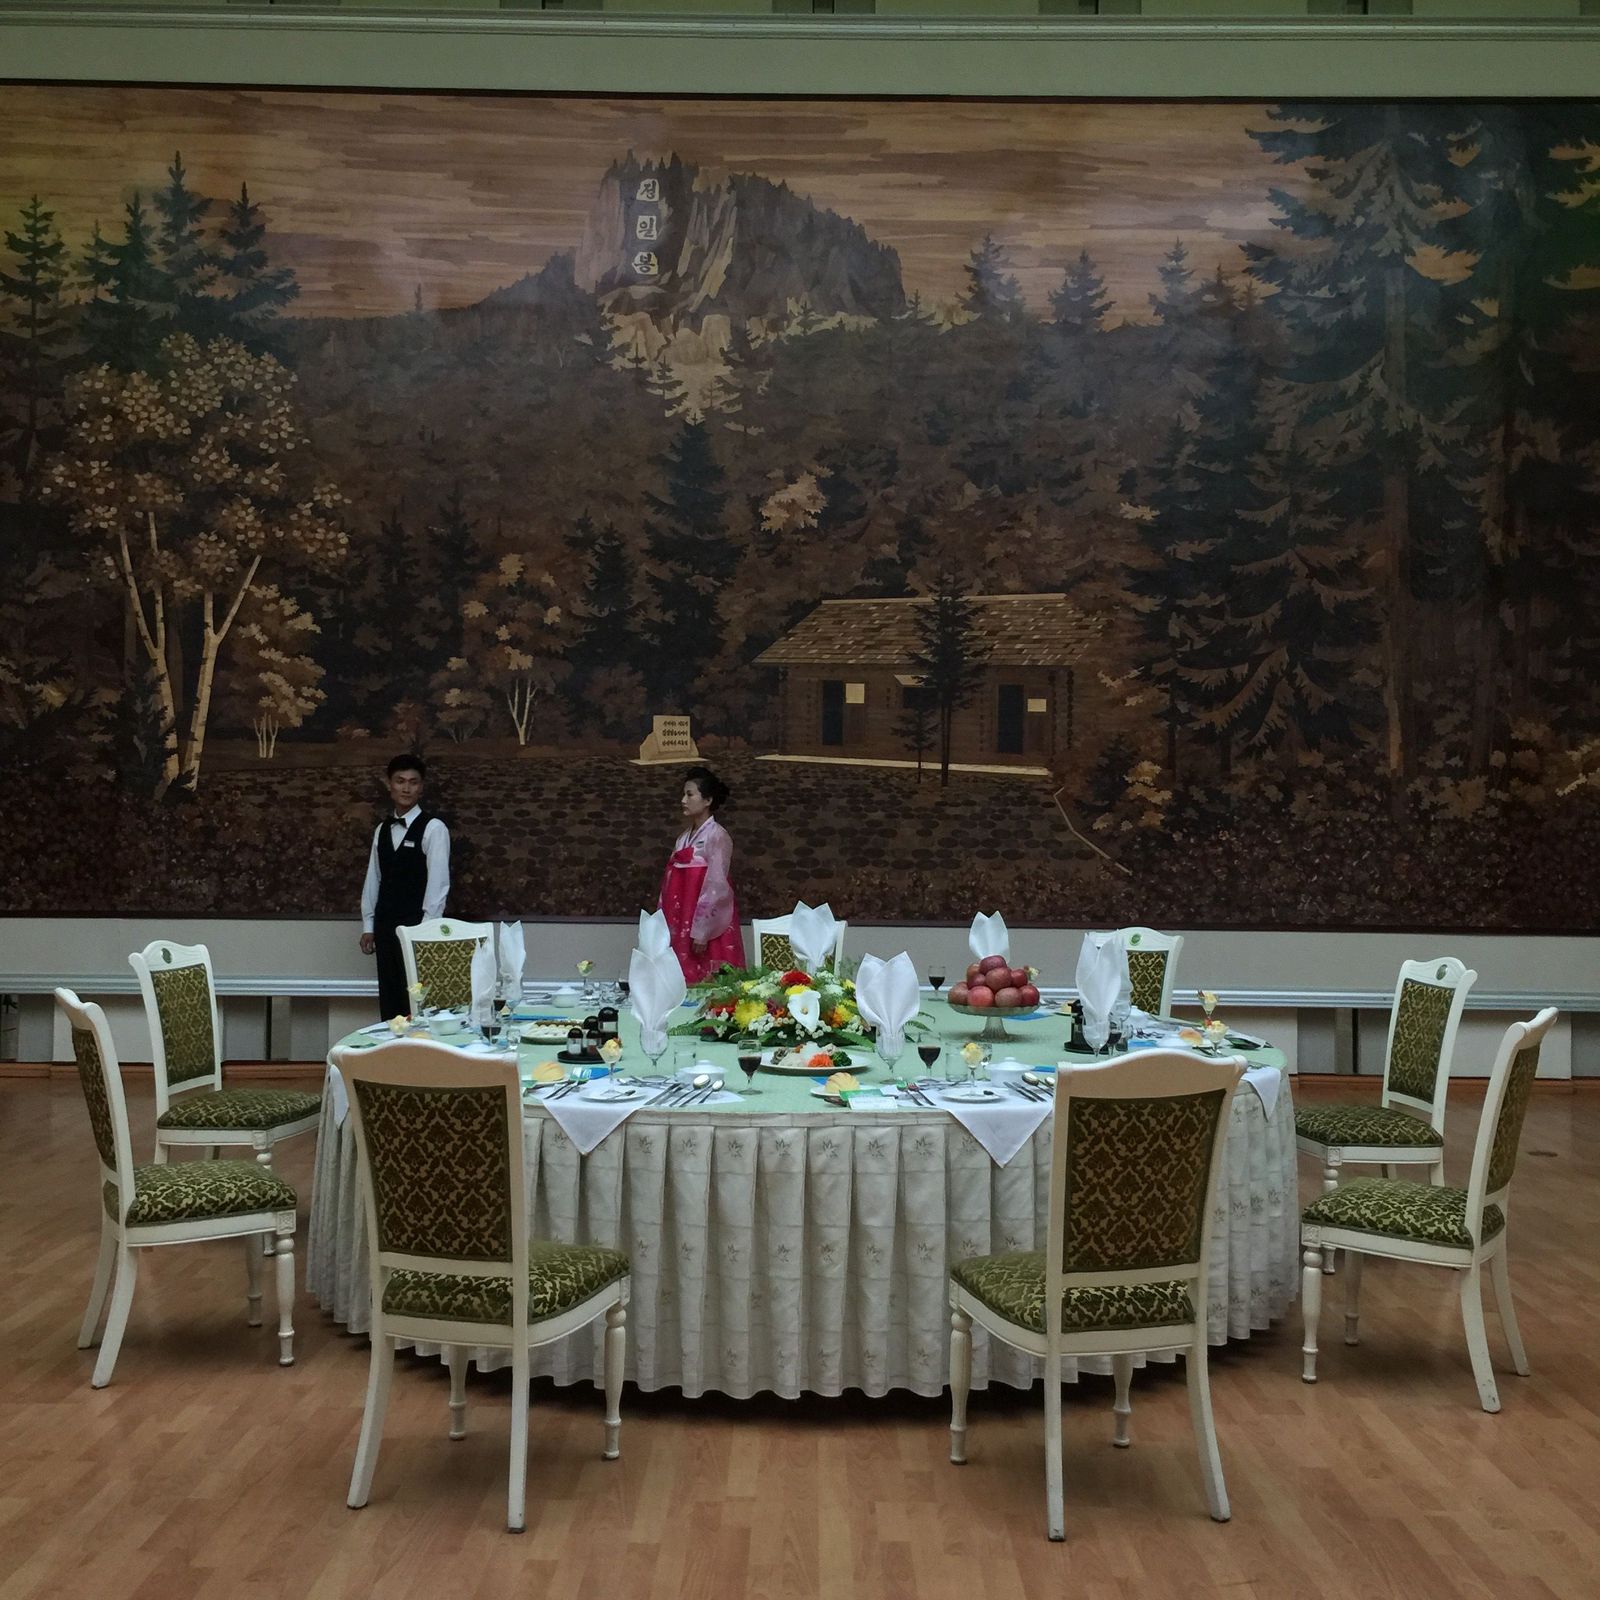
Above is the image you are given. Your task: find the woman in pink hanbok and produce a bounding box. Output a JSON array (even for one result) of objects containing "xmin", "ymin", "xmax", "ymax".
[{"xmin": 658, "ymin": 766, "xmax": 746, "ymax": 985}]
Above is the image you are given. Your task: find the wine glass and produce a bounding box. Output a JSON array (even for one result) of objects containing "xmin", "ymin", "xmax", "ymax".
[
  {"xmin": 641, "ymin": 1028, "xmax": 669, "ymax": 1077},
  {"xmin": 578, "ymin": 959, "xmax": 596, "ymax": 1001},
  {"xmin": 917, "ymin": 1039, "xmax": 943, "ymax": 1087},
  {"xmin": 928, "ymin": 969, "xmax": 946, "ymax": 995},
  {"xmin": 875, "ymin": 1028, "xmax": 906, "ymax": 1089},
  {"xmin": 736, "ymin": 1037, "xmax": 762, "ymax": 1096}
]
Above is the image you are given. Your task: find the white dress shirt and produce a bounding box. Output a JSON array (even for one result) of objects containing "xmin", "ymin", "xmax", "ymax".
[{"xmin": 360, "ymin": 804, "xmax": 451, "ymax": 932}]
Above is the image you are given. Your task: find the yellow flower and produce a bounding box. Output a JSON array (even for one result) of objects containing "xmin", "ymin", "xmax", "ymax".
[
  {"xmin": 740, "ymin": 980, "xmax": 757, "ymax": 993},
  {"xmin": 785, "ymin": 983, "xmax": 811, "ymax": 998},
  {"xmin": 733, "ymin": 998, "xmax": 766, "ymax": 1029}
]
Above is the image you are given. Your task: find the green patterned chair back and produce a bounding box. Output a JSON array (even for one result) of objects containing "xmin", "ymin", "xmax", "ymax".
[
  {"xmin": 55, "ymin": 988, "xmax": 135, "ymax": 1208},
  {"xmin": 1466, "ymin": 1009, "xmax": 1556, "ymax": 1208},
  {"xmin": 130, "ymin": 940, "xmax": 222, "ymax": 1109},
  {"xmin": 1057, "ymin": 1072, "xmax": 1234, "ymax": 1279},
  {"xmin": 1117, "ymin": 928, "xmax": 1183, "ymax": 1016},
  {"xmin": 1382, "ymin": 958, "xmax": 1477, "ymax": 1119},
  {"xmin": 342, "ymin": 1043, "xmax": 525, "ymax": 1272},
  {"xmin": 412, "ymin": 937, "xmax": 480, "ymax": 1011},
  {"xmin": 753, "ymin": 917, "xmax": 844, "ymax": 974},
  {"xmin": 1125, "ymin": 950, "xmax": 1169, "ymax": 1016}
]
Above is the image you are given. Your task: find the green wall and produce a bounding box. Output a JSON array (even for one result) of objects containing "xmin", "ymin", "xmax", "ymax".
[{"xmin": 3, "ymin": 9, "xmax": 1600, "ymax": 96}]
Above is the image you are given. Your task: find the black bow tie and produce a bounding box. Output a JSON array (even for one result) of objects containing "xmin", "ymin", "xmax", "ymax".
[{"xmin": 389, "ymin": 815, "xmax": 409, "ymax": 826}]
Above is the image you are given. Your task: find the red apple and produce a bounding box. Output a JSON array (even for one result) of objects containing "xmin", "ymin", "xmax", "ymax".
[
  {"xmin": 1018, "ymin": 984, "xmax": 1040, "ymax": 1007},
  {"xmin": 966, "ymin": 962, "xmax": 984, "ymax": 984},
  {"xmin": 1008, "ymin": 968, "xmax": 1029, "ymax": 990},
  {"xmin": 967, "ymin": 985, "xmax": 995, "ymax": 1008},
  {"xmin": 995, "ymin": 986, "xmax": 1023, "ymax": 1008},
  {"xmin": 948, "ymin": 982, "xmax": 971, "ymax": 1006},
  {"xmin": 980, "ymin": 955, "xmax": 1010, "ymax": 975}
]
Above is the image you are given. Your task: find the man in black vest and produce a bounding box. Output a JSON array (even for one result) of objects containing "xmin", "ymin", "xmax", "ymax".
[{"xmin": 359, "ymin": 753, "xmax": 452, "ymax": 1019}]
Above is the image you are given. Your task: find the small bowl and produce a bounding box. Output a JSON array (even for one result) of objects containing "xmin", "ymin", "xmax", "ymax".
[{"xmin": 984, "ymin": 1058, "xmax": 1035, "ymax": 1082}]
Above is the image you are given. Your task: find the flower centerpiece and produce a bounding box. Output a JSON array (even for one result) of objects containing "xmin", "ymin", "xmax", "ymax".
[{"xmin": 678, "ymin": 964, "xmax": 871, "ymax": 1053}]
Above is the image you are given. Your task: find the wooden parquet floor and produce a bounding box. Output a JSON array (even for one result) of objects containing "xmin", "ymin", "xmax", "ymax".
[{"xmin": 2, "ymin": 1073, "xmax": 1598, "ymax": 1600}]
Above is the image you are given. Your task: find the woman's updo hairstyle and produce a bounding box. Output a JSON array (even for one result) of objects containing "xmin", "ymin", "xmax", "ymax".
[{"xmin": 684, "ymin": 765, "xmax": 730, "ymax": 813}]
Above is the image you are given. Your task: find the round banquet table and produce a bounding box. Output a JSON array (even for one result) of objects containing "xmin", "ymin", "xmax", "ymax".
[{"xmin": 307, "ymin": 1000, "xmax": 1298, "ymax": 1400}]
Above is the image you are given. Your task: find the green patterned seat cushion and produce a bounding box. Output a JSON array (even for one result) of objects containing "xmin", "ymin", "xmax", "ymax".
[
  {"xmin": 951, "ymin": 1250, "xmax": 1193, "ymax": 1335},
  {"xmin": 383, "ymin": 1241, "xmax": 630, "ymax": 1326},
  {"xmin": 1295, "ymin": 1102, "xmax": 1443, "ymax": 1150},
  {"xmin": 1302, "ymin": 1178, "xmax": 1503, "ymax": 1250},
  {"xmin": 157, "ymin": 1087, "xmax": 322, "ymax": 1131},
  {"xmin": 109, "ymin": 1160, "xmax": 298, "ymax": 1226}
]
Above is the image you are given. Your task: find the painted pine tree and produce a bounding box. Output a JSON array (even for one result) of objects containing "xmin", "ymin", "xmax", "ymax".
[
  {"xmin": 1245, "ymin": 102, "xmax": 1473, "ymax": 782},
  {"xmin": 80, "ymin": 194, "xmax": 164, "ymax": 371},
  {"xmin": 152, "ymin": 153, "xmax": 216, "ymax": 338},
  {"xmin": 0, "ymin": 195, "xmax": 69, "ymax": 492},
  {"xmin": 909, "ymin": 575, "xmax": 989, "ymax": 787},
  {"xmin": 642, "ymin": 417, "xmax": 735, "ymax": 714},
  {"xmin": 217, "ymin": 183, "xmax": 300, "ymax": 353}
]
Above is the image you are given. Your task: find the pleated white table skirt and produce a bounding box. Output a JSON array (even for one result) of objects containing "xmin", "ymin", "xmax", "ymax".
[{"xmin": 307, "ymin": 1083, "xmax": 1299, "ymax": 1399}]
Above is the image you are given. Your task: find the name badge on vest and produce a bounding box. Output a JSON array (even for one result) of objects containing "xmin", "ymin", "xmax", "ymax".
[{"xmin": 402, "ymin": 840, "xmax": 418, "ymax": 849}]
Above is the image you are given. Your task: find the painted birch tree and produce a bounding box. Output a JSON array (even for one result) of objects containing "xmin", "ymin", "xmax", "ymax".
[{"xmin": 41, "ymin": 332, "xmax": 347, "ymax": 796}]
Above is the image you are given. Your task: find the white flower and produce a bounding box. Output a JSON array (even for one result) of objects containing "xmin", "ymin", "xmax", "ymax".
[{"xmin": 787, "ymin": 990, "xmax": 822, "ymax": 1035}]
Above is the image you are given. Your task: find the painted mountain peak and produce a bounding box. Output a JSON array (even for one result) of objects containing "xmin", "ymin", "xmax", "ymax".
[{"xmin": 571, "ymin": 151, "xmax": 907, "ymax": 333}]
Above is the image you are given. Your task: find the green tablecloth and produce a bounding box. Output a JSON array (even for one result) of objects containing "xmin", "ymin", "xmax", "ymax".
[{"xmin": 342, "ymin": 997, "xmax": 1283, "ymax": 1114}]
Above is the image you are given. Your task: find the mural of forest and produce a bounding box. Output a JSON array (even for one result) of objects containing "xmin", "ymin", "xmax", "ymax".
[{"xmin": 2, "ymin": 88, "xmax": 1598, "ymax": 931}]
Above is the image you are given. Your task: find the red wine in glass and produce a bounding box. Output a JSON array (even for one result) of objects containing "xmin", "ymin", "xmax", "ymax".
[
  {"xmin": 917, "ymin": 1041, "xmax": 942, "ymax": 1072},
  {"xmin": 737, "ymin": 1046, "xmax": 761, "ymax": 1094},
  {"xmin": 928, "ymin": 971, "xmax": 946, "ymax": 994}
]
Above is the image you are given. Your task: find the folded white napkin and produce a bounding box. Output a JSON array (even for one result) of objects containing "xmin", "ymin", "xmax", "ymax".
[
  {"xmin": 789, "ymin": 901, "xmax": 840, "ymax": 971},
  {"xmin": 853, "ymin": 953, "xmax": 885, "ymax": 1030},
  {"xmin": 932, "ymin": 1085, "xmax": 1051, "ymax": 1165},
  {"xmin": 1242, "ymin": 1065, "xmax": 1283, "ymax": 1118},
  {"xmin": 532, "ymin": 1085, "xmax": 650, "ymax": 1156},
  {"xmin": 968, "ymin": 912, "xmax": 1010, "ymax": 964},
  {"xmin": 855, "ymin": 951, "xmax": 920, "ymax": 1053},
  {"xmin": 325, "ymin": 1062, "xmax": 349, "ymax": 1127},
  {"xmin": 637, "ymin": 908, "xmax": 672, "ymax": 961},
  {"xmin": 1076, "ymin": 932, "xmax": 1131, "ymax": 1052},
  {"xmin": 497, "ymin": 921, "xmax": 525, "ymax": 1000},
  {"xmin": 629, "ymin": 945, "xmax": 686, "ymax": 1057},
  {"xmin": 469, "ymin": 935, "xmax": 497, "ymax": 1028}
]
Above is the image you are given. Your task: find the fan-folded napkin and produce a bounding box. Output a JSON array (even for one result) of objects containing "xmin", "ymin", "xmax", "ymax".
[
  {"xmin": 789, "ymin": 901, "xmax": 840, "ymax": 971},
  {"xmin": 629, "ymin": 945, "xmax": 686, "ymax": 1056},
  {"xmin": 497, "ymin": 922, "xmax": 525, "ymax": 1000},
  {"xmin": 968, "ymin": 911, "xmax": 1010, "ymax": 963},
  {"xmin": 469, "ymin": 935, "xmax": 498, "ymax": 1027},
  {"xmin": 854, "ymin": 952, "xmax": 920, "ymax": 1052},
  {"xmin": 637, "ymin": 908, "xmax": 673, "ymax": 961},
  {"xmin": 1076, "ymin": 932, "xmax": 1131, "ymax": 1052}
]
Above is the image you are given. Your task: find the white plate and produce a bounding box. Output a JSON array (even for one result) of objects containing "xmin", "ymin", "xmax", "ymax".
[
  {"xmin": 940, "ymin": 1085, "xmax": 1005, "ymax": 1104},
  {"xmin": 581, "ymin": 1084, "xmax": 643, "ymax": 1103}
]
